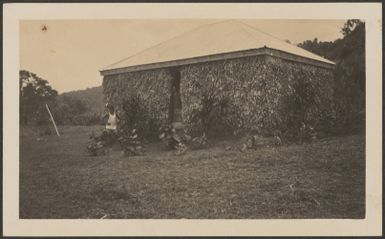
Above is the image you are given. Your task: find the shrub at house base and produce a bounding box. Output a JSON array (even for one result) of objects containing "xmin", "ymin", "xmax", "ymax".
[
  {"xmin": 117, "ymin": 128, "xmax": 146, "ymax": 156},
  {"xmin": 158, "ymin": 124, "xmax": 189, "ymax": 155},
  {"xmin": 158, "ymin": 123, "xmax": 209, "ymax": 154},
  {"xmin": 87, "ymin": 129, "xmax": 145, "ymax": 157}
]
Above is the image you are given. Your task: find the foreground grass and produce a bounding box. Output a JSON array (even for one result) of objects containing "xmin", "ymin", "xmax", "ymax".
[{"xmin": 20, "ymin": 125, "xmax": 365, "ymax": 219}]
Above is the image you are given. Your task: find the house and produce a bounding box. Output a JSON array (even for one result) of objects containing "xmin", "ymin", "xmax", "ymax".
[{"xmin": 100, "ymin": 20, "xmax": 335, "ymax": 137}]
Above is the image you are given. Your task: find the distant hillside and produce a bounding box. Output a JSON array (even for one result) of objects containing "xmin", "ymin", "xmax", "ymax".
[{"xmin": 59, "ymin": 86, "xmax": 105, "ymax": 114}]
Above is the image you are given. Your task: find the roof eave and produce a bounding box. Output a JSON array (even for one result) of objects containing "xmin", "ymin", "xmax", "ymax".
[{"xmin": 100, "ymin": 47, "xmax": 335, "ymax": 76}]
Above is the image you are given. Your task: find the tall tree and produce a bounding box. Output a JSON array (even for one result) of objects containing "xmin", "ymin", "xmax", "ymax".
[
  {"xmin": 20, "ymin": 70, "xmax": 58, "ymax": 125},
  {"xmin": 297, "ymin": 19, "xmax": 365, "ymax": 133},
  {"xmin": 341, "ymin": 19, "xmax": 364, "ymax": 37}
]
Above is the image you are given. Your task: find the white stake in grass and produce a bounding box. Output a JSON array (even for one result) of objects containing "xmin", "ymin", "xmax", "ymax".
[{"xmin": 45, "ymin": 103, "xmax": 60, "ymax": 136}]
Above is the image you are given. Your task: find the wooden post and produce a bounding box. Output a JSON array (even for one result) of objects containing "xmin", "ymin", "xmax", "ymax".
[{"xmin": 45, "ymin": 103, "xmax": 60, "ymax": 136}]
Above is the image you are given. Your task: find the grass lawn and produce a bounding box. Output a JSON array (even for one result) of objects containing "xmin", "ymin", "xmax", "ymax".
[{"xmin": 20, "ymin": 125, "xmax": 365, "ymax": 219}]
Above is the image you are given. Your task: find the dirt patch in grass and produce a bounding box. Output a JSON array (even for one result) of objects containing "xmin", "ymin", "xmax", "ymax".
[{"xmin": 20, "ymin": 126, "xmax": 365, "ymax": 219}]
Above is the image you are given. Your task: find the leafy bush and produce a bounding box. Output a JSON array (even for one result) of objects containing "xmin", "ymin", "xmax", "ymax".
[
  {"xmin": 87, "ymin": 129, "xmax": 145, "ymax": 157},
  {"xmin": 190, "ymin": 133, "xmax": 208, "ymax": 150},
  {"xmin": 158, "ymin": 124, "xmax": 189, "ymax": 155},
  {"xmin": 86, "ymin": 130, "xmax": 112, "ymax": 156},
  {"xmin": 87, "ymin": 141, "xmax": 105, "ymax": 156},
  {"xmin": 276, "ymin": 73, "xmax": 317, "ymax": 141},
  {"xmin": 187, "ymin": 95, "xmax": 238, "ymax": 137},
  {"xmin": 120, "ymin": 94, "xmax": 160, "ymax": 140},
  {"xmin": 240, "ymin": 134, "xmax": 282, "ymax": 151},
  {"xmin": 118, "ymin": 128, "xmax": 145, "ymax": 156}
]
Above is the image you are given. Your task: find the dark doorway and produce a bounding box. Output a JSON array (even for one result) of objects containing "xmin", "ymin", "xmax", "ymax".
[{"xmin": 169, "ymin": 68, "xmax": 182, "ymax": 123}]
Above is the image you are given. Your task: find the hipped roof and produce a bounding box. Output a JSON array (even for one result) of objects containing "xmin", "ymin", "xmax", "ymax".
[{"xmin": 101, "ymin": 20, "xmax": 335, "ymax": 75}]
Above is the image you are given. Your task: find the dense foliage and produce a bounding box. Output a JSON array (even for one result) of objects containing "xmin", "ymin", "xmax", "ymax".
[
  {"xmin": 20, "ymin": 70, "xmax": 58, "ymax": 125},
  {"xmin": 298, "ymin": 20, "xmax": 365, "ymax": 134}
]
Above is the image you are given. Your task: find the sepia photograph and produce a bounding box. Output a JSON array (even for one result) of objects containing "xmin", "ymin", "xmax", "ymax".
[
  {"xmin": 19, "ymin": 18, "xmax": 366, "ymax": 219},
  {"xmin": 2, "ymin": 2, "xmax": 382, "ymax": 237}
]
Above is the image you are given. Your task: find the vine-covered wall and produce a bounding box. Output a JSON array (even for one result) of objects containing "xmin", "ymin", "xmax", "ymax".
[
  {"xmin": 102, "ymin": 55, "xmax": 334, "ymax": 138},
  {"xmin": 180, "ymin": 55, "xmax": 334, "ymax": 136},
  {"xmin": 180, "ymin": 56, "xmax": 267, "ymax": 135},
  {"xmin": 263, "ymin": 56, "xmax": 334, "ymax": 134},
  {"xmin": 102, "ymin": 68, "xmax": 172, "ymax": 124}
]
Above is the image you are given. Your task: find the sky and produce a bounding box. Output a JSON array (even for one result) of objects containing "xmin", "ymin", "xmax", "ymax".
[{"xmin": 20, "ymin": 19, "xmax": 346, "ymax": 93}]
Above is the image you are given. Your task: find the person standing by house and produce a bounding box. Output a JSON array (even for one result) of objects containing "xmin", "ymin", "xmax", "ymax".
[
  {"xmin": 105, "ymin": 103, "xmax": 120, "ymax": 132},
  {"xmin": 102, "ymin": 103, "xmax": 121, "ymax": 146}
]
